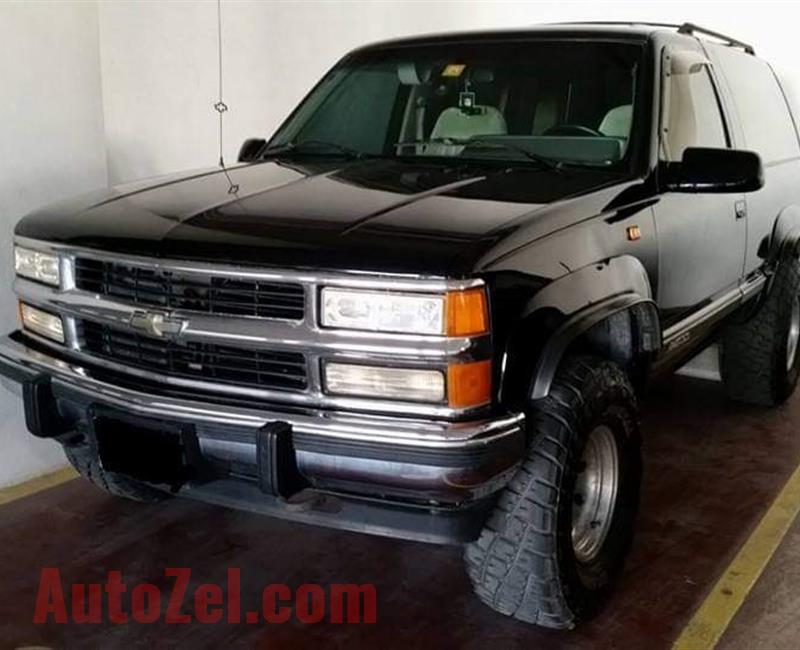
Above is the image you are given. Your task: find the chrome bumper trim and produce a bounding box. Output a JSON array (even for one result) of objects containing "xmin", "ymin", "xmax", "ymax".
[{"xmin": 0, "ymin": 334, "xmax": 524, "ymax": 449}]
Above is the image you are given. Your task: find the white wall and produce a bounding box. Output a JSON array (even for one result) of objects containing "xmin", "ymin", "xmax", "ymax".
[
  {"xmin": 96, "ymin": 0, "xmax": 517, "ymax": 183},
  {"xmin": 0, "ymin": 2, "xmax": 108, "ymax": 487},
  {"xmin": 97, "ymin": 0, "xmax": 800, "ymax": 184}
]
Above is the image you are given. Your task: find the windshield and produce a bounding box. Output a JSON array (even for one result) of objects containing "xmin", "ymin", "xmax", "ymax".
[{"xmin": 269, "ymin": 39, "xmax": 645, "ymax": 169}]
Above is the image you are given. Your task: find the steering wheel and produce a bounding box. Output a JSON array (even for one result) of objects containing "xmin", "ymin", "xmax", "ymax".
[{"xmin": 542, "ymin": 124, "xmax": 604, "ymax": 137}]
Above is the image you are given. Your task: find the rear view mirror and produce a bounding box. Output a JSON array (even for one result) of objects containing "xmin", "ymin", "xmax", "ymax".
[
  {"xmin": 238, "ymin": 138, "xmax": 266, "ymax": 163},
  {"xmin": 666, "ymin": 147, "xmax": 764, "ymax": 193}
]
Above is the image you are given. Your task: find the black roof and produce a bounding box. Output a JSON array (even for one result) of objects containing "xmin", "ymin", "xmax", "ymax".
[
  {"xmin": 352, "ymin": 23, "xmax": 654, "ymax": 53},
  {"xmin": 351, "ymin": 22, "xmax": 755, "ymax": 56}
]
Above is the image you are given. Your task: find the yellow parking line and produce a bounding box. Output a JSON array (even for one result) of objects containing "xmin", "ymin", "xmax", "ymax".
[
  {"xmin": 0, "ymin": 466, "xmax": 78, "ymax": 507},
  {"xmin": 673, "ymin": 459, "xmax": 800, "ymax": 650}
]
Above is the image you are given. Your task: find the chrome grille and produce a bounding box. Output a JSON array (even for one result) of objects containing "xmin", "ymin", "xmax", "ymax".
[
  {"xmin": 80, "ymin": 320, "xmax": 308, "ymax": 391},
  {"xmin": 14, "ymin": 237, "xmax": 486, "ymax": 418},
  {"xmin": 74, "ymin": 258, "xmax": 305, "ymax": 320}
]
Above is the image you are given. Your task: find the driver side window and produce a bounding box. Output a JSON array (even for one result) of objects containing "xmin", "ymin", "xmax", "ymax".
[{"xmin": 663, "ymin": 58, "xmax": 729, "ymax": 161}]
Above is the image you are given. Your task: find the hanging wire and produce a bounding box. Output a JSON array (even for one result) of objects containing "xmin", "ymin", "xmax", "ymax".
[{"xmin": 214, "ymin": 0, "xmax": 239, "ymax": 194}]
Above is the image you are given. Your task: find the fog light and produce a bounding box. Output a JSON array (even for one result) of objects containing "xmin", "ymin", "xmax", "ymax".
[
  {"xmin": 323, "ymin": 362, "xmax": 445, "ymax": 403},
  {"xmin": 19, "ymin": 303, "xmax": 64, "ymax": 343}
]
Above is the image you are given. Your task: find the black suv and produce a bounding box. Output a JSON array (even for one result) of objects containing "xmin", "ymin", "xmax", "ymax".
[{"xmin": 3, "ymin": 22, "xmax": 798, "ymax": 629}]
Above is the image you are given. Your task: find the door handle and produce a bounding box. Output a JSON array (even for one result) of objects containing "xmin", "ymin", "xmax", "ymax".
[{"xmin": 735, "ymin": 200, "xmax": 747, "ymax": 219}]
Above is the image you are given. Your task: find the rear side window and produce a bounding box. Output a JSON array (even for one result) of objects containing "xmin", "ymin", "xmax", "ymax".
[{"xmin": 714, "ymin": 48, "xmax": 800, "ymax": 163}]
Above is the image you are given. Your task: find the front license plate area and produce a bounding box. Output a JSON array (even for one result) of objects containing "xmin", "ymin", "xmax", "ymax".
[{"xmin": 93, "ymin": 410, "xmax": 191, "ymax": 486}]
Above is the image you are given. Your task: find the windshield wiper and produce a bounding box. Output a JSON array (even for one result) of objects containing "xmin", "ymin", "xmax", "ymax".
[
  {"xmin": 466, "ymin": 138, "xmax": 564, "ymax": 171},
  {"xmin": 395, "ymin": 137, "xmax": 563, "ymax": 171},
  {"xmin": 260, "ymin": 140, "xmax": 367, "ymax": 160}
]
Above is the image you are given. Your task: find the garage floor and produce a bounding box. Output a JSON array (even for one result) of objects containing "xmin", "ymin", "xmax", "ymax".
[{"xmin": 2, "ymin": 375, "xmax": 800, "ymax": 649}]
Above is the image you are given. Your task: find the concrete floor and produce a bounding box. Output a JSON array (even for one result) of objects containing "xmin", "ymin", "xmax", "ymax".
[
  {"xmin": 2, "ymin": 375, "xmax": 800, "ymax": 649},
  {"xmin": 719, "ymin": 511, "xmax": 800, "ymax": 649}
]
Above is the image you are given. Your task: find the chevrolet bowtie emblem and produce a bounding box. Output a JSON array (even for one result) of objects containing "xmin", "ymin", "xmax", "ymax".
[{"xmin": 129, "ymin": 311, "xmax": 187, "ymax": 339}]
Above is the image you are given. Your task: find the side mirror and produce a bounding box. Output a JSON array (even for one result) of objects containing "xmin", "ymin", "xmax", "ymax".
[
  {"xmin": 237, "ymin": 138, "xmax": 266, "ymax": 163},
  {"xmin": 666, "ymin": 147, "xmax": 764, "ymax": 193}
]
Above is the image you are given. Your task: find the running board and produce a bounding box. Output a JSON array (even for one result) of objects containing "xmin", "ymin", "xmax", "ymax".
[{"xmin": 656, "ymin": 273, "xmax": 766, "ymax": 372}]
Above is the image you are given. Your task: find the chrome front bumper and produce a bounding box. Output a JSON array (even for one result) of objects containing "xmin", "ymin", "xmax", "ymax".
[{"xmin": 0, "ymin": 333, "xmax": 526, "ymax": 507}]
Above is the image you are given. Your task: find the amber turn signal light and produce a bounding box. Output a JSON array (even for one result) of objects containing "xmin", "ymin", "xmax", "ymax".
[
  {"xmin": 445, "ymin": 287, "xmax": 489, "ymax": 337},
  {"xmin": 447, "ymin": 359, "xmax": 492, "ymax": 408}
]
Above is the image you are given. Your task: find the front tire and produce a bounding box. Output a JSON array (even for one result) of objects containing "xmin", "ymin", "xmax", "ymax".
[
  {"xmin": 464, "ymin": 356, "xmax": 641, "ymax": 629},
  {"xmin": 720, "ymin": 255, "xmax": 800, "ymax": 406}
]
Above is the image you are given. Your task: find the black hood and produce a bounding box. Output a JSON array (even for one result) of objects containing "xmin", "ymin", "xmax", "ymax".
[{"xmin": 16, "ymin": 158, "xmax": 623, "ymax": 276}]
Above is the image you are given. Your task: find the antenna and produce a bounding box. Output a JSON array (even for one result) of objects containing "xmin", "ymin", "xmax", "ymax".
[
  {"xmin": 213, "ymin": 0, "xmax": 239, "ymax": 194},
  {"xmin": 213, "ymin": 0, "xmax": 229, "ymax": 168}
]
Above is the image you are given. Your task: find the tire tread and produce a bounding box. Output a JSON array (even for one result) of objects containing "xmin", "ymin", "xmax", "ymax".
[
  {"xmin": 721, "ymin": 257, "xmax": 800, "ymax": 405},
  {"xmin": 464, "ymin": 355, "xmax": 639, "ymax": 629}
]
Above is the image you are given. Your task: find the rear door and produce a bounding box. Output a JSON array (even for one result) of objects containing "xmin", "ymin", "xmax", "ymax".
[
  {"xmin": 706, "ymin": 44, "xmax": 800, "ymax": 277},
  {"xmin": 652, "ymin": 45, "xmax": 747, "ymax": 326}
]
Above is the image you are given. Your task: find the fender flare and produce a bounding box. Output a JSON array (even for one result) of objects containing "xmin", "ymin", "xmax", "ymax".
[
  {"xmin": 768, "ymin": 205, "xmax": 800, "ymax": 263},
  {"xmin": 521, "ymin": 256, "xmax": 660, "ymax": 400},
  {"xmin": 523, "ymin": 255, "xmax": 653, "ymax": 316},
  {"xmin": 528, "ymin": 294, "xmax": 660, "ymax": 399}
]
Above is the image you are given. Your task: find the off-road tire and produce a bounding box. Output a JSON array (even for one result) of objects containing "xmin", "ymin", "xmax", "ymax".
[
  {"xmin": 64, "ymin": 443, "xmax": 169, "ymax": 503},
  {"xmin": 464, "ymin": 356, "xmax": 641, "ymax": 629},
  {"xmin": 720, "ymin": 255, "xmax": 800, "ymax": 406}
]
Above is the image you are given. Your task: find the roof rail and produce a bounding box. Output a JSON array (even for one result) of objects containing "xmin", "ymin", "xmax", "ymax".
[
  {"xmin": 548, "ymin": 21, "xmax": 756, "ymax": 55},
  {"xmin": 550, "ymin": 21, "xmax": 683, "ymax": 30},
  {"xmin": 676, "ymin": 23, "xmax": 755, "ymax": 55}
]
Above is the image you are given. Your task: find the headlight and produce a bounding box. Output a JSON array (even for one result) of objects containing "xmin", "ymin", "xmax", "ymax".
[
  {"xmin": 321, "ymin": 288, "xmax": 444, "ymax": 335},
  {"xmin": 19, "ymin": 303, "xmax": 64, "ymax": 343},
  {"xmin": 323, "ymin": 362, "xmax": 445, "ymax": 403},
  {"xmin": 14, "ymin": 246, "xmax": 60, "ymax": 286},
  {"xmin": 320, "ymin": 286, "xmax": 488, "ymax": 336}
]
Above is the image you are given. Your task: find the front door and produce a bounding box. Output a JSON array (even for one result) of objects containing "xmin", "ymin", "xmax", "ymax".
[{"xmin": 653, "ymin": 45, "xmax": 746, "ymax": 327}]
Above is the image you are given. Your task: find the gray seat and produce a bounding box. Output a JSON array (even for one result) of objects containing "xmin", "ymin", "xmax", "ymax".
[
  {"xmin": 599, "ymin": 104, "xmax": 633, "ymax": 139},
  {"xmin": 424, "ymin": 105, "xmax": 507, "ymax": 156}
]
